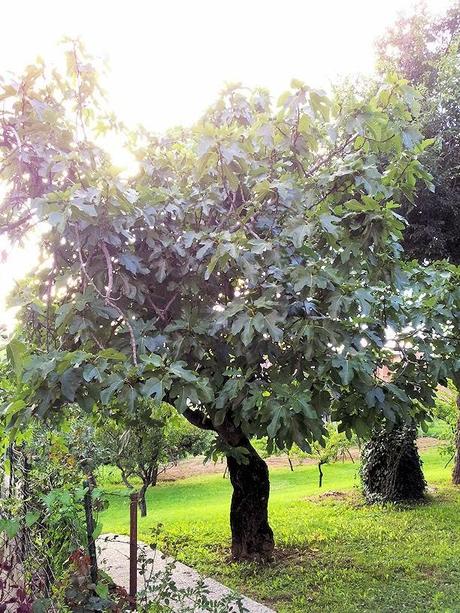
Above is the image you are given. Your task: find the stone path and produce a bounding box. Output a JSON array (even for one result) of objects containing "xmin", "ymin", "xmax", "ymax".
[{"xmin": 97, "ymin": 533, "xmax": 275, "ymax": 613}]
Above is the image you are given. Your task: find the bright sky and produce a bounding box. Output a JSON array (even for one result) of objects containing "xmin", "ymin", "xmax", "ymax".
[{"xmin": 0, "ymin": 0, "xmax": 451, "ymax": 328}]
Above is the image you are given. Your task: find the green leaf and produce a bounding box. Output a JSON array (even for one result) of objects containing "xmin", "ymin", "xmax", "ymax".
[
  {"xmin": 2, "ymin": 400, "xmax": 26, "ymax": 425},
  {"xmin": 98, "ymin": 348, "xmax": 127, "ymax": 361},
  {"xmin": 332, "ymin": 357, "xmax": 353, "ymax": 385},
  {"xmin": 264, "ymin": 313, "xmax": 283, "ymax": 342},
  {"xmin": 60, "ymin": 368, "xmax": 81, "ymax": 402},
  {"xmin": 6, "ymin": 338, "xmax": 27, "ymax": 380},
  {"xmin": 72, "ymin": 202, "xmax": 97, "ymax": 217},
  {"xmin": 319, "ymin": 214, "xmax": 340, "ymax": 237},
  {"xmin": 141, "ymin": 377, "xmax": 164, "ymax": 400},
  {"xmin": 25, "ymin": 511, "xmax": 40, "ymax": 528},
  {"xmin": 241, "ymin": 321, "xmax": 254, "ymax": 346},
  {"xmin": 119, "ymin": 253, "xmax": 149, "ymax": 275},
  {"xmin": 94, "ymin": 582, "xmax": 109, "ymax": 598},
  {"xmin": 100, "ymin": 376, "xmax": 124, "ymax": 405},
  {"xmin": 83, "ymin": 365, "xmax": 101, "ymax": 382},
  {"xmin": 0, "ymin": 519, "xmax": 20, "ymax": 539},
  {"xmin": 169, "ymin": 362, "xmax": 197, "ymax": 383},
  {"xmin": 290, "ymin": 224, "xmax": 309, "ymax": 249},
  {"xmin": 292, "ymin": 394, "xmax": 316, "ymax": 419},
  {"xmin": 32, "ymin": 600, "xmax": 53, "ymax": 613},
  {"xmin": 267, "ymin": 406, "xmax": 283, "ymax": 438},
  {"xmin": 365, "ymin": 387, "xmax": 385, "ymax": 408}
]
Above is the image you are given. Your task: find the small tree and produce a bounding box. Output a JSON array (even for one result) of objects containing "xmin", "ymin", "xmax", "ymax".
[
  {"xmin": 97, "ymin": 402, "xmax": 212, "ymax": 516},
  {"xmin": 291, "ymin": 422, "xmax": 353, "ymax": 487}
]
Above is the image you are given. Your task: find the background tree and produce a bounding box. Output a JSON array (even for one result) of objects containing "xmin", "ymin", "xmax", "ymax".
[
  {"xmin": 1, "ymin": 44, "xmax": 459, "ymax": 559},
  {"xmin": 377, "ymin": 1, "xmax": 460, "ymax": 485},
  {"xmin": 290, "ymin": 422, "xmax": 353, "ymax": 487},
  {"xmin": 96, "ymin": 402, "xmax": 213, "ymax": 516},
  {"xmin": 360, "ymin": 424, "xmax": 426, "ymax": 502},
  {"xmin": 377, "ymin": 1, "xmax": 460, "ymax": 262}
]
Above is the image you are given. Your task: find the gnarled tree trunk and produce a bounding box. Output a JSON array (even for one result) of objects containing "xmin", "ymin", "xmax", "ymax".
[
  {"xmin": 225, "ymin": 438, "xmax": 274, "ymax": 561},
  {"xmin": 452, "ymin": 394, "xmax": 460, "ymax": 485},
  {"xmin": 183, "ymin": 408, "xmax": 275, "ymax": 561},
  {"xmin": 117, "ymin": 462, "xmax": 133, "ymax": 489}
]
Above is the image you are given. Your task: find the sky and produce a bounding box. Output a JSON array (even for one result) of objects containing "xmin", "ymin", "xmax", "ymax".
[{"xmin": 0, "ymin": 0, "xmax": 452, "ymax": 327}]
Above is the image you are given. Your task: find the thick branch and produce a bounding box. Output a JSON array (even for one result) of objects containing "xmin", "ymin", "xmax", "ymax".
[{"xmin": 183, "ymin": 408, "xmax": 215, "ymax": 431}]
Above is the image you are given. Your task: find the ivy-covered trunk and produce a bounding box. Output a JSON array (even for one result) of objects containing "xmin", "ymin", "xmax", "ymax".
[
  {"xmin": 225, "ymin": 438, "xmax": 274, "ymax": 561},
  {"xmin": 360, "ymin": 425, "xmax": 426, "ymax": 503},
  {"xmin": 452, "ymin": 394, "xmax": 460, "ymax": 485}
]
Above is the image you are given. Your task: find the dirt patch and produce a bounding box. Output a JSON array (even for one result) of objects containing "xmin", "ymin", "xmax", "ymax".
[
  {"xmin": 157, "ymin": 438, "xmax": 441, "ymax": 483},
  {"xmin": 272, "ymin": 546, "xmax": 319, "ymax": 565},
  {"xmin": 305, "ymin": 489, "xmax": 363, "ymax": 506},
  {"xmin": 157, "ymin": 455, "xmax": 305, "ymax": 482},
  {"xmin": 315, "ymin": 490, "xmax": 349, "ymax": 501},
  {"xmin": 417, "ymin": 436, "xmax": 441, "ymax": 450}
]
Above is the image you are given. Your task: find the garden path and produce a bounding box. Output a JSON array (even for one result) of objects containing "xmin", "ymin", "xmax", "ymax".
[{"xmin": 97, "ymin": 533, "xmax": 275, "ymax": 613}]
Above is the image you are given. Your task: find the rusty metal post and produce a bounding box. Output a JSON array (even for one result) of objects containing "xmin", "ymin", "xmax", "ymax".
[
  {"xmin": 83, "ymin": 480, "xmax": 98, "ymax": 584},
  {"xmin": 129, "ymin": 492, "xmax": 139, "ymax": 609}
]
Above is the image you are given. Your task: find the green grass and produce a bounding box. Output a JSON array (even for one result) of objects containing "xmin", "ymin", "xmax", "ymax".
[{"xmin": 100, "ymin": 446, "xmax": 460, "ymax": 612}]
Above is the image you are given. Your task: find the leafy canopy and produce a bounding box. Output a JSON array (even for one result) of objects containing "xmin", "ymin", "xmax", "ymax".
[{"xmin": 1, "ymin": 43, "xmax": 459, "ymax": 451}]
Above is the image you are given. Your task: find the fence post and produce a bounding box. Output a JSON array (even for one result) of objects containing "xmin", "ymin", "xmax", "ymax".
[
  {"xmin": 129, "ymin": 491, "xmax": 139, "ymax": 609},
  {"xmin": 83, "ymin": 480, "xmax": 98, "ymax": 584}
]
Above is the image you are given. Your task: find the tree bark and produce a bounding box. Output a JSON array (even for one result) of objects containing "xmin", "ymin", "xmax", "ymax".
[
  {"xmin": 226, "ymin": 438, "xmax": 274, "ymax": 561},
  {"xmin": 318, "ymin": 461, "xmax": 324, "ymax": 488},
  {"xmin": 117, "ymin": 463, "xmax": 133, "ymax": 489},
  {"xmin": 138, "ymin": 467, "xmax": 158, "ymax": 517},
  {"xmin": 452, "ymin": 394, "xmax": 460, "ymax": 485},
  {"xmin": 139, "ymin": 482, "xmax": 148, "ymax": 517},
  {"xmin": 182, "ymin": 407, "xmax": 275, "ymax": 560}
]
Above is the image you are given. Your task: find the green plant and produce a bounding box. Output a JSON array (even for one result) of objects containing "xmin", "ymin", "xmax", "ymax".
[
  {"xmin": 96, "ymin": 401, "xmax": 213, "ymax": 515},
  {"xmin": 290, "ymin": 422, "xmax": 353, "ymax": 487},
  {"xmin": 136, "ymin": 543, "xmax": 247, "ymax": 613}
]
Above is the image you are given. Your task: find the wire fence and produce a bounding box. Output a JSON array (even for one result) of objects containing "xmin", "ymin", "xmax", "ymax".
[{"xmin": 0, "ymin": 444, "xmax": 89, "ymax": 611}]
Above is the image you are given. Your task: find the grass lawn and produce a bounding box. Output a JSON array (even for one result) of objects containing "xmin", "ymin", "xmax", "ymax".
[{"xmin": 100, "ymin": 446, "xmax": 460, "ymax": 612}]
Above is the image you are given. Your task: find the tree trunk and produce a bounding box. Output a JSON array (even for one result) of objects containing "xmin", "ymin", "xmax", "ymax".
[
  {"xmin": 117, "ymin": 463, "xmax": 133, "ymax": 489},
  {"xmin": 139, "ymin": 482, "xmax": 148, "ymax": 517},
  {"xmin": 452, "ymin": 394, "xmax": 460, "ymax": 485},
  {"xmin": 86, "ymin": 469, "xmax": 97, "ymax": 490},
  {"xmin": 182, "ymin": 408, "xmax": 275, "ymax": 561},
  {"xmin": 226, "ymin": 439, "xmax": 274, "ymax": 561},
  {"xmin": 318, "ymin": 461, "xmax": 324, "ymax": 488},
  {"xmin": 138, "ymin": 467, "xmax": 158, "ymax": 517}
]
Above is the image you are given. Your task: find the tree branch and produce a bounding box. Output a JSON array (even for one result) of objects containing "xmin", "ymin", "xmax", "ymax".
[
  {"xmin": 183, "ymin": 408, "xmax": 215, "ymax": 431},
  {"xmin": 75, "ymin": 226, "xmax": 138, "ymax": 365},
  {"xmin": 100, "ymin": 242, "xmax": 113, "ymax": 302}
]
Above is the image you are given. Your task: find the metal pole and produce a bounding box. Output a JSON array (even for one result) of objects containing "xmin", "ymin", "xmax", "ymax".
[
  {"xmin": 129, "ymin": 492, "xmax": 139, "ymax": 609},
  {"xmin": 83, "ymin": 480, "xmax": 98, "ymax": 584}
]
